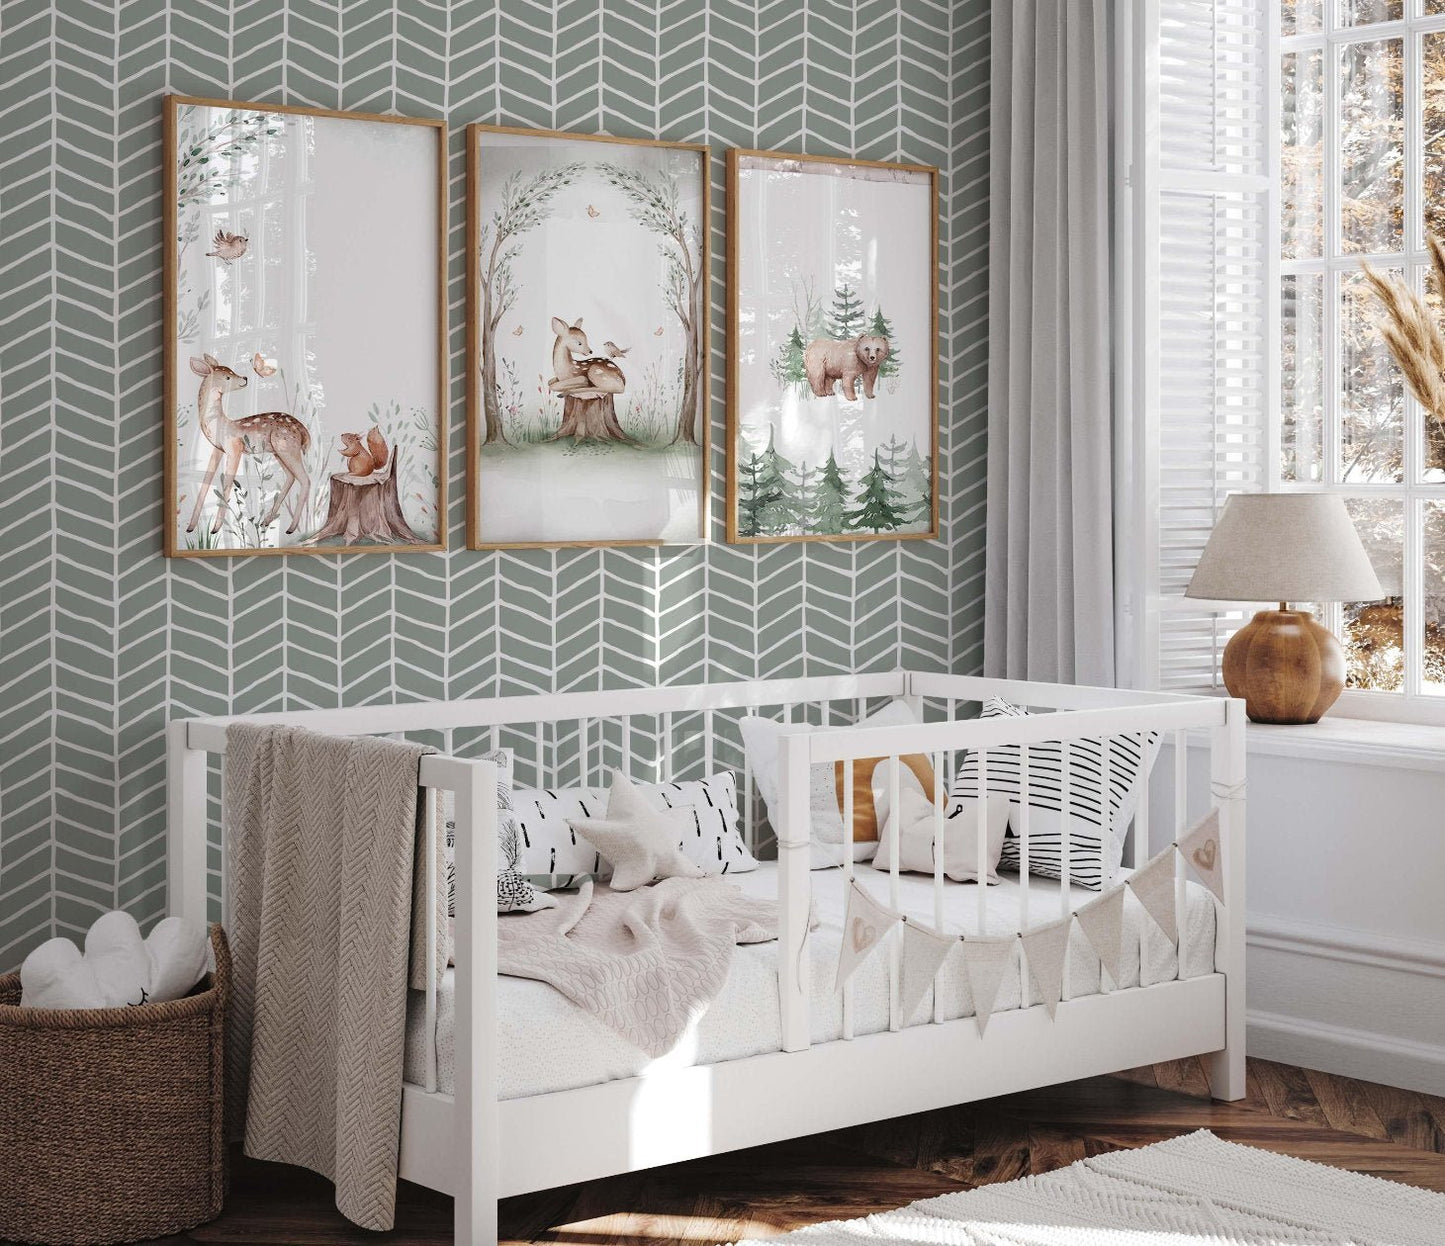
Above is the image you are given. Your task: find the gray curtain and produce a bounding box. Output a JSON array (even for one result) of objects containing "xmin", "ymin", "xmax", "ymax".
[{"xmin": 984, "ymin": 0, "xmax": 1115, "ymax": 685}]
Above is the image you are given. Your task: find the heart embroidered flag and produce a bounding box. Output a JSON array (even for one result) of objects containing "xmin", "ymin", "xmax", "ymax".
[
  {"xmin": 959, "ymin": 935, "xmax": 1016, "ymax": 1036},
  {"xmin": 834, "ymin": 880, "xmax": 902, "ymax": 993},
  {"xmin": 1128, "ymin": 846, "xmax": 1178, "ymax": 945},
  {"xmin": 1075, "ymin": 883, "xmax": 1128, "ymax": 988},
  {"xmin": 899, "ymin": 920, "xmax": 957, "ymax": 1023},
  {"xmin": 1020, "ymin": 916, "xmax": 1073, "ymax": 1019},
  {"xmin": 1178, "ymin": 808, "xmax": 1225, "ymax": 904}
]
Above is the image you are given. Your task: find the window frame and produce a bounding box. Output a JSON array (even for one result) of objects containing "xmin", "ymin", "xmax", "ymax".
[{"xmin": 1280, "ymin": 2, "xmax": 1445, "ymax": 725}]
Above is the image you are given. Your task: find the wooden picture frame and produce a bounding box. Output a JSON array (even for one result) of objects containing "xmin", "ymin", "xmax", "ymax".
[
  {"xmin": 466, "ymin": 124, "xmax": 711, "ymax": 549},
  {"xmin": 725, "ymin": 148, "xmax": 939, "ymax": 544},
  {"xmin": 163, "ymin": 95, "xmax": 447, "ymax": 558}
]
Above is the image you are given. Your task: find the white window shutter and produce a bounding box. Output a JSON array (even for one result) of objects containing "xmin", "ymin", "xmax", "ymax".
[{"xmin": 1119, "ymin": 0, "xmax": 1279, "ymax": 691}]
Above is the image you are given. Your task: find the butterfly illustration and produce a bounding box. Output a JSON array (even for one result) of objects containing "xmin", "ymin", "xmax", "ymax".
[
  {"xmin": 251, "ymin": 352, "xmax": 277, "ymax": 377},
  {"xmin": 653, "ymin": 326, "xmax": 664, "ymax": 336},
  {"xmin": 587, "ymin": 204, "xmax": 600, "ymax": 218},
  {"xmin": 511, "ymin": 325, "xmax": 525, "ymax": 336}
]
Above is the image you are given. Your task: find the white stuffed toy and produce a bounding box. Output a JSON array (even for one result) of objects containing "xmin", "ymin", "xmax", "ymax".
[{"xmin": 19, "ymin": 911, "xmax": 210, "ymax": 1010}]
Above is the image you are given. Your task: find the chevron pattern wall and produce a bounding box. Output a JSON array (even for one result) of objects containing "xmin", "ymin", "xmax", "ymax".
[{"xmin": 0, "ymin": 0, "xmax": 989, "ymax": 971}]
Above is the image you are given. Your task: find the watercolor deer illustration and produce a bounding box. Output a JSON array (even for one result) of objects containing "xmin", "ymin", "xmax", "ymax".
[
  {"xmin": 185, "ymin": 354, "xmax": 312, "ymax": 536},
  {"xmin": 547, "ymin": 317, "xmax": 626, "ymax": 394}
]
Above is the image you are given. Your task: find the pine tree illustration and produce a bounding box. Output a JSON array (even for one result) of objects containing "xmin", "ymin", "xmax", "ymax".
[
  {"xmin": 755, "ymin": 429, "xmax": 807, "ymax": 534},
  {"xmin": 793, "ymin": 459, "xmax": 818, "ymax": 523},
  {"xmin": 897, "ymin": 441, "xmax": 933, "ymax": 525},
  {"xmin": 828, "ymin": 283, "xmax": 866, "ymax": 339},
  {"xmin": 737, "ymin": 448, "xmax": 780, "ymax": 536},
  {"xmin": 869, "ymin": 307, "xmax": 901, "ymax": 378},
  {"xmin": 770, "ymin": 324, "xmax": 808, "ymax": 388},
  {"xmin": 845, "ymin": 450, "xmax": 908, "ymax": 533},
  {"xmin": 810, "ymin": 449, "xmax": 850, "ymax": 535},
  {"xmin": 882, "ymin": 432, "xmax": 909, "ymax": 479}
]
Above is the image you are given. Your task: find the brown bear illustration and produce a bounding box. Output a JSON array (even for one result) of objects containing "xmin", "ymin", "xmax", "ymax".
[{"xmin": 803, "ymin": 333, "xmax": 890, "ymax": 401}]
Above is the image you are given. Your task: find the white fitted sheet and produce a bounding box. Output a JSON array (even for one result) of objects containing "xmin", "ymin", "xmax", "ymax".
[{"xmin": 404, "ymin": 862, "xmax": 1218, "ymax": 1100}]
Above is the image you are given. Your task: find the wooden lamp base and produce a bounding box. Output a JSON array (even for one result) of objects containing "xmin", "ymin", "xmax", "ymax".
[{"xmin": 1222, "ymin": 608, "xmax": 1345, "ymax": 725}]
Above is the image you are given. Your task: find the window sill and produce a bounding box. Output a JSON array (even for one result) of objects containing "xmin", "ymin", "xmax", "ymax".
[
  {"xmin": 1175, "ymin": 713, "xmax": 1445, "ymax": 771},
  {"xmin": 1243, "ymin": 716, "xmax": 1445, "ymax": 773}
]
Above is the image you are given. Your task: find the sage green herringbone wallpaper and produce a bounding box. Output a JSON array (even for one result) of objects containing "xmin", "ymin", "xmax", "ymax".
[{"xmin": 0, "ymin": 0, "xmax": 989, "ymax": 969}]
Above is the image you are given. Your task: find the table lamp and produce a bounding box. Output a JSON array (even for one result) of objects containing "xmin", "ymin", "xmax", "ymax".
[{"xmin": 1185, "ymin": 493, "xmax": 1384, "ymax": 724}]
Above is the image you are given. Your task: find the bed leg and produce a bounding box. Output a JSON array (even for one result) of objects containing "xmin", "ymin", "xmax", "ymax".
[{"xmin": 1207, "ymin": 1040, "xmax": 1247, "ymax": 1101}]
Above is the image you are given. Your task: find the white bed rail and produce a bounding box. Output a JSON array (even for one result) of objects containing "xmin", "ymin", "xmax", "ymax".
[{"xmin": 775, "ymin": 677, "xmax": 1247, "ymax": 1100}]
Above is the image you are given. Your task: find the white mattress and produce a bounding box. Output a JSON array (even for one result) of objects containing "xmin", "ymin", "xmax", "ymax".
[{"xmin": 404, "ymin": 863, "xmax": 1218, "ymax": 1100}]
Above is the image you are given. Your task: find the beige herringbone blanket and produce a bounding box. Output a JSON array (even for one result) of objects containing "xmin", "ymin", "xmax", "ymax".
[
  {"xmin": 225, "ymin": 724, "xmax": 446, "ymax": 1232},
  {"xmin": 497, "ymin": 877, "xmax": 781, "ymax": 1057}
]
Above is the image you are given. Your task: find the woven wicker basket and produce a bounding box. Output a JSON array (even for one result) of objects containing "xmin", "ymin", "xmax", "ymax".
[{"xmin": 0, "ymin": 924, "xmax": 229, "ymax": 1246}]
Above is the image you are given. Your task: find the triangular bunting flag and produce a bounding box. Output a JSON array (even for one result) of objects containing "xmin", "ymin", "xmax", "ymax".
[
  {"xmin": 1178, "ymin": 808, "xmax": 1225, "ymax": 904},
  {"xmin": 1020, "ymin": 917, "xmax": 1073, "ymax": 1019},
  {"xmin": 1129, "ymin": 847, "xmax": 1177, "ymax": 945},
  {"xmin": 833, "ymin": 881, "xmax": 903, "ymax": 994},
  {"xmin": 899, "ymin": 920, "xmax": 957, "ymax": 1024},
  {"xmin": 1075, "ymin": 883, "xmax": 1128, "ymax": 989},
  {"xmin": 960, "ymin": 935, "xmax": 1015, "ymax": 1037}
]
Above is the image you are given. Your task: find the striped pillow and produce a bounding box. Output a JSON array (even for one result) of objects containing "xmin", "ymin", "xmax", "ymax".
[{"xmin": 947, "ymin": 697, "xmax": 1159, "ymax": 890}]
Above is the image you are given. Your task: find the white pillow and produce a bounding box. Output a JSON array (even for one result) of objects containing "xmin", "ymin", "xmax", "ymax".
[
  {"xmin": 513, "ymin": 771, "xmax": 756, "ymax": 887},
  {"xmin": 739, "ymin": 700, "xmax": 920, "ymax": 870},
  {"xmin": 949, "ymin": 697, "xmax": 1161, "ymax": 890},
  {"xmin": 872, "ymin": 787, "xmax": 1010, "ymax": 884}
]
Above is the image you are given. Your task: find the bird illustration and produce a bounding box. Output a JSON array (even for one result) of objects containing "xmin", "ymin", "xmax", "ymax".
[
  {"xmin": 511, "ymin": 324, "xmax": 525, "ymax": 336},
  {"xmin": 586, "ymin": 204, "xmax": 600, "ymax": 218},
  {"xmin": 602, "ymin": 340, "xmax": 630, "ymax": 358},
  {"xmin": 251, "ymin": 352, "xmax": 277, "ymax": 378},
  {"xmin": 206, "ymin": 228, "xmax": 249, "ymax": 263},
  {"xmin": 653, "ymin": 326, "xmax": 664, "ymax": 336}
]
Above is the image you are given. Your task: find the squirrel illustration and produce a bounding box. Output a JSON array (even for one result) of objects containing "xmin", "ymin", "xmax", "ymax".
[{"xmin": 338, "ymin": 427, "xmax": 389, "ymax": 477}]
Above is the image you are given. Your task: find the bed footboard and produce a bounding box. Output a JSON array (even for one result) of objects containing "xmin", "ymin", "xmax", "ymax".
[{"xmin": 775, "ymin": 675, "xmax": 1247, "ymax": 1101}]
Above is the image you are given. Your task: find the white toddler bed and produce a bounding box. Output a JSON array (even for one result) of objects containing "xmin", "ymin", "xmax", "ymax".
[
  {"xmin": 405, "ymin": 863, "xmax": 1219, "ymax": 1099},
  {"xmin": 168, "ymin": 671, "xmax": 1246, "ymax": 1244}
]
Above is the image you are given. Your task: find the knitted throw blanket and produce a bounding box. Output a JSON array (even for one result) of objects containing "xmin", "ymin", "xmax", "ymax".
[
  {"xmin": 497, "ymin": 877, "xmax": 781, "ymax": 1057},
  {"xmin": 224, "ymin": 723, "xmax": 444, "ymax": 1232}
]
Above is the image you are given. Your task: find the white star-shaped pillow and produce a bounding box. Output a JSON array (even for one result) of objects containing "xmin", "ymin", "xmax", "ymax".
[{"xmin": 567, "ymin": 769, "xmax": 706, "ymax": 891}]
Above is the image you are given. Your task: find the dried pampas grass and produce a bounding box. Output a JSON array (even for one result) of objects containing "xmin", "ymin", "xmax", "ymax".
[{"xmin": 1362, "ymin": 239, "xmax": 1445, "ymax": 463}]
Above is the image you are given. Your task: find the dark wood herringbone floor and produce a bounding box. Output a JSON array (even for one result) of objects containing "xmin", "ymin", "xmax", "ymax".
[{"xmin": 120, "ymin": 1058, "xmax": 1445, "ymax": 1244}]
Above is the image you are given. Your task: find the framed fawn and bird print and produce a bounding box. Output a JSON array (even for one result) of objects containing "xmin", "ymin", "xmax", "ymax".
[
  {"xmin": 725, "ymin": 149, "xmax": 939, "ymax": 544},
  {"xmin": 466, "ymin": 124, "xmax": 709, "ymax": 548},
  {"xmin": 163, "ymin": 95, "xmax": 446, "ymax": 557}
]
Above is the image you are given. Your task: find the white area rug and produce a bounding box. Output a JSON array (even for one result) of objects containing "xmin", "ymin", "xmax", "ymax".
[{"xmin": 737, "ymin": 1130, "xmax": 1445, "ymax": 1245}]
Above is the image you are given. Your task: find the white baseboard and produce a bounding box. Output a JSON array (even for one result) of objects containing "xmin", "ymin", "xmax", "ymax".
[
  {"xmin": 1247, "ymin": 1008, "xmax": 1445, "ymax": 1097},
  {"xmin": 1245, "ymin": 914, "xmax": 1445, "ymax": 1096}
]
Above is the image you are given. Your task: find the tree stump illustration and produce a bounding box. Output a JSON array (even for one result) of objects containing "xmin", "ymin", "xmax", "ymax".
[
  {"xmin": 305, "ymin": 447, "xmax": 423, "ymax": 545},
  {"xmin": 549, "ymin": 388, "xmax": 635, "ymax": 442}
]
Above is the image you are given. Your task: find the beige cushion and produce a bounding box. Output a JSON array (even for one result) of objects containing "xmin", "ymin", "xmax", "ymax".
[{"xmin": 871, "ymin": 787, "xmax": 1010, "ymax": 884}]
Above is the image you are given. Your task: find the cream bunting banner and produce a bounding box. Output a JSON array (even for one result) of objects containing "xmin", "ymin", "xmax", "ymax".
[
  {"xmin": 1020, "ymin": 916, "xmax": 1073, "ymax": 1019},
  {"xmin": 834, "ymin": 880, "xmax": 903, "ymax": 993},
  {"xmin": 1074, "ymin": 884, "xmax": 1128, "ymax": 989},
  {"xmin": 1128, "ymin": 846, "xmax": 1178, "ymax": 944},
  {"xmin": 1178, "ymin": 808, "xmax": 1225, "ymax": 904},
  {"xmin": 959, "ymin": 935, "xmax": 1016, "ymax": 1037},
  {"xmin": 899, "ymin": 920, "xmax": 957, "ymax": 1024}
]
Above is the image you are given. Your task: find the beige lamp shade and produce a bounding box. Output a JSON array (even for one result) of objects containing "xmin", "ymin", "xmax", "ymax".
[{"xmin": 1185, "ymin": 493, "xmax": 1384, "ymax": 603}]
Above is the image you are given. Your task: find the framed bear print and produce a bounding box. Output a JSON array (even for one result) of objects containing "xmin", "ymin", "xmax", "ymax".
[
  {"xmin": 726, "ymin": 149, "xmax": 938, "ymax": 544},
  {"xmin": 467, "ymin": 125, "xmax": 710, "ymax": 548},
  {"xmin": 163, "ymin": 95, "xmax": 446, "ymax": 557}
]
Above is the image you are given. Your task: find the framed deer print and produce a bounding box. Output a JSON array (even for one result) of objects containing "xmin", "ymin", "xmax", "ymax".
[
  {"xmin": 725, "ymin": 149, "xmax": 938, "ymax": 544},
  {"xmin": 163, "ymin": 95, "xmax": 446, "ymax": 557},
  {"xmin": 467, "ymin": 125, "xmax": 709, "ymax": 548}
]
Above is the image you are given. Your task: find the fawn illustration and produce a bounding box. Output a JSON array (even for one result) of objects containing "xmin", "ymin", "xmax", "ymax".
[
  {"xmin": 185, "ymin": 354, "xmax": 312, "ymax": 537},
  {"xmin": 547, "ymin": 316, "xmax": 626, "ymax": 394}
]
